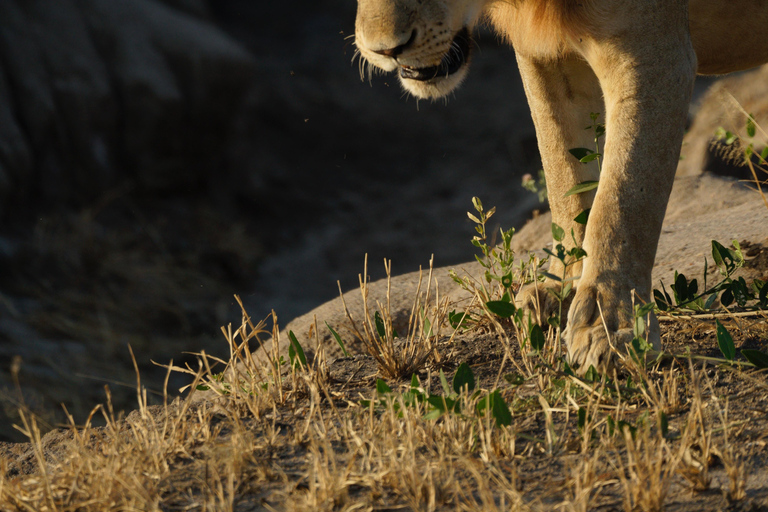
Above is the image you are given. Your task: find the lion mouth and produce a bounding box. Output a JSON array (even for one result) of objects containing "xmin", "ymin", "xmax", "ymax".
[{"xmin": 399, "ymin": 28, "xmax": 471, "ymax": 82}]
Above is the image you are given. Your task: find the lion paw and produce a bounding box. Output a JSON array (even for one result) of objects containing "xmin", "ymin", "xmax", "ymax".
[
  {"xmin": 563, "ymin": 284, "xmax": 659, "ymax": 376},
  {"xmin": 565, "ymin": 323, "xmax": 635, "ymax": 375},
  {"xmin": 515, "ymin": 282, "xmax": 565, "ymax": 327}
]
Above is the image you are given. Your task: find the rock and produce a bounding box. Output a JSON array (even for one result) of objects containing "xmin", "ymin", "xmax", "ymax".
[
  {"xmin": 0, "ymin": 0, "xmax": 257, "ymax": 218},
  {"xmin": 679, "ymin": 64, "xmax": 768, "ymax": 178}
]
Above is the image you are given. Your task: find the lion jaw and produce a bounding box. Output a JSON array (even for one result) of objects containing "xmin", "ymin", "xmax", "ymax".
[{"xmin": 354, "ymin": 0, "xmax": 486, "ymax": 99}]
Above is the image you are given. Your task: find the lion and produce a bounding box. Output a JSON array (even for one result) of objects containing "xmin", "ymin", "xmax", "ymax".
[{"xmin": 354, "ymin": 0, "xmax": 768, "ymax": 374}]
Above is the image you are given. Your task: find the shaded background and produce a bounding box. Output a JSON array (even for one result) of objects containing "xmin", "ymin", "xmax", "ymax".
[{"xmin": 0, "ymin": 0, "xmax": 543, "ymax": 441}]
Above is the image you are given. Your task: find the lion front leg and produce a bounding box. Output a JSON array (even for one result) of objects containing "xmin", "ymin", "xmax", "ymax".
[
  {"xmin": 514, "ymin": 54, "xmax": 603, "ymax": 327},
  {"xmin": 564, "ymin": 2, "xmax": 697, "ymax": 374}
]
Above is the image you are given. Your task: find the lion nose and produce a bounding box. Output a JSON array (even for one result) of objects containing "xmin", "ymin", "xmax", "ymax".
[{"xmin": 372, "ymin": 29, "xmax": 416, "ymax": 58}]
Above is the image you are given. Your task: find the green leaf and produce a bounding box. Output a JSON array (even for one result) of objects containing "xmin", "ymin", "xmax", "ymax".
[
  {"xmin": 721, "ymin": 288, "xmax": 734, "ymax": 307},
  {"xmin": 486, "ymin": 300, "xmax": 517, "ymax": 318},
  {"xmin": 673, "ymin": 273, "xmax": 688, "ymax": 304},
  {"xmin": 490, "ymin": 391, "xmax": 512, "ymax": 427},
  {"xmin": 564, "ymin": 181, "xmax": 599, "ymax": 197},
  {"xmin": 288, "ymin": 331, "xmax": 307, "ymax": 369},
  {"xmin": 577, "ymin": 407, "xmax": 587, "ymax": 432},
  {"xmin": 449, "ymin": 310, "xmax": 472, "ymax": 330},
  {"xmin": 631, "ymin": 338, "xmax": 652, "ymax": 365},
  {"xmin": 731, "ymin": 278, "xmax": 753, "ymax": 307},
  {"xmin": 374, "ymin": 311, "xmax": 387, "ymax": 339},
  {"xmin": 607, "ymin": 415, "xmax": 616, "ymax": 436},
  {"xmin": 716, "ymin": 320, "xmax": 735, "ymax": 361},
  {"xmin": 478, "ymin": 390, "xmax": 512, "ymax": 427},
  {"xmin": 654, "ymin": 289, "xmax": 669, "ymax": 311},
  {"xmin": 618, "ymin": 420, "xmax": 636, "ymax": 439},
  {"xmin": 569, "ymin": 147, "xmax": 593, "ymax": 161},
  {"xmin": 689, "ymin": 278, "xmax": 699, "ymax": 298},
  {"xmin": 761, "ymin": 146, "xmax": 768, "ymax": 161},
  {"xmin": 453, "ymin": 363, "xmax": 476, "ymax": 394},
  {"xmin": 562, "ymin": 281, "xmax": 573, "ymax": 300},
  {"xmin": 376, "ymin": 378, "xmax": 392, "ymax": 395},
  {"xmin": 594, "ymin": 124, "xmax": 606, "ymax": 138},
  {"xmin": 439, "ymin": 370, "xmax": 453, "ymax": 396},
  {"xmin": 583, "ymin": 365, "xmax": 600, "ymax": 382},
  {"xmin": 742, "ymin": 349, "xmax": 768, "ymax": 369},
  {"xmin": 747, "ymin": 114, "xmax": 756, "ymax": 138},
  {"xmin": 711, "ymin": 240, "xmax": 743, "ymax": 276},
  {"xmin": 711, "ymin": 240, "xmax": 724, "ymax": 268},
  {"xmin": 636, "ymin": 302, "xmax": 655, "ymax": 318},
  {"xmin": 326, "ymin": 322, "xmax": 350, "ymax": 357},
  {"xmin": 634, "ymin": 315, "xmax": 646, "ymax": 339},
  {"xmin": 539, "ymin": 271, "xmax": 563, "ymax": 283},
  {"xmin": 760, "ymin": 281, "xmax": 768, "ymax": 308},
  {"xmin": 579, "ymin": 152, "xmax": 602, "ymax": 163},
  {"xmin": 660, "ymin": 412, "xmax": 669, "ymax": 437},
  {"xmin": 573, "ymin": 209, "xmax": 590, "ymax": 225},
  {"xmin": 422, "ymin": 311, "xmax": 433, "ymax": 339},
  {"xmin": 551, "ymin": 223, "xmax": 565, "ymax": 242},
  {"xmin": 568, "ymin": 246, "xmax": 587, "ymax": 260},
  {"xmin": 426, "ymin": 395, "xmax": 447, "ymax": 413},
  {"xmin": 529, "ymin": 324, "xmax": 546, "ymax": 352}
]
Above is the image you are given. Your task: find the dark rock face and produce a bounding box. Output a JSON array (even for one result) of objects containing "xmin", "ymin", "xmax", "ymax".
[
  {"xmin": 0, "ymin": 0, "xmax": 542, "ymax": 443},
  {"xmin": 0, "ymin": 0, "xmax": 265, "ymax": 442},
  {"xmin": 0, "ymin": 0, "xmax": 256, "ymax": 218}
]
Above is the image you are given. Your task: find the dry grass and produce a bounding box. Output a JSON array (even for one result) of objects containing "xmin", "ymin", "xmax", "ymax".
[
  {"xmin": 0, "ymin": 263, "xmax": 764, "ymax": 511},
  {"xmin": 340, "ymin": 255, "xmax": 449, "ymax": 380}
]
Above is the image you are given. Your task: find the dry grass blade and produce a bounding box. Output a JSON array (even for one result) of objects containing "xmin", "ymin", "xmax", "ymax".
[
  {"xmin": 339, "ymin": 255, "xmax": 448, "ymax": 379},
  {"xmin": 615, "ymin": 423, "xmax": 682, "ymax": 512}
]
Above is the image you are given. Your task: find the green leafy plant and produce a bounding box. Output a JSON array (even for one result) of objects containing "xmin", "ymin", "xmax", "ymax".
[
  {"xmin": 361, "ymin": 363, "xmax": 512, "ymax": 427},
  {"xmin": 340, "ymin": 256, "xmax": 447, "ymax": 379},
  {"xmin": 714, "ymin": 113, "xmax": 768, "ymax": 210},
  {"xmin": 629, "ymin": 302, "xmax": 657, "ymax": 369},
  {"xmin": 449, "ymin": 197, "xmax": 535, "ymax": 332},
  {"xmin": 464, "ymin": 197, "xmax": 517, "ymax": 294},
  {"xmin": 565, "ymin": 112, "xmax": 605, "ymax": 225},
  {"xmin": 288, "ymin": 330, "xmax": 308, "ymax": 369},
  {"xmin": 713, "ymin": 320, "xmax": 768, "ymax": 368},
  {"xmin": 654, "ymin": 240, "xmax": 768, "ymax": 313},
  {"xmin": 538, "ymin": 222, "xmax": 588, "ymax": 328},
  {"xmin": 326, "ymin": 322, "xmax": 350, "ymax": 357}
]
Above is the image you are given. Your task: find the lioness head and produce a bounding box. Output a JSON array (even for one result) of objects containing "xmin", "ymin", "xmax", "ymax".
[{"xmin": 355, "ymin": 0, "xmax": 487, "ymax": 99}]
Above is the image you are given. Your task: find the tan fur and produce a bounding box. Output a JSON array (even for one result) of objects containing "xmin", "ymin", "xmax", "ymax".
[
  {"xmin": 486, "ymin": 1, "xmax": 597, "ymax": 58},
  {"xmin": 355, "ymin": 0, "xmax": 768, "ymax": 374}
]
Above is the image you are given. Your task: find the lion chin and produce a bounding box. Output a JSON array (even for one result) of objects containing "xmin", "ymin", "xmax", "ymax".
[
  {"xmin": 398, "ymin": 65, "xmax": 470, "ymax": 99},
  {"xmin": 357, "ymin": 24, "xmax": 474, "ymax": 100}
]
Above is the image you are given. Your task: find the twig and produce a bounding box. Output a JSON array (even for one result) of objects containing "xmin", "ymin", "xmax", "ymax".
[{"xmin": 658, "ymin": 310, "xmax": 767, "ymax": 321}]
